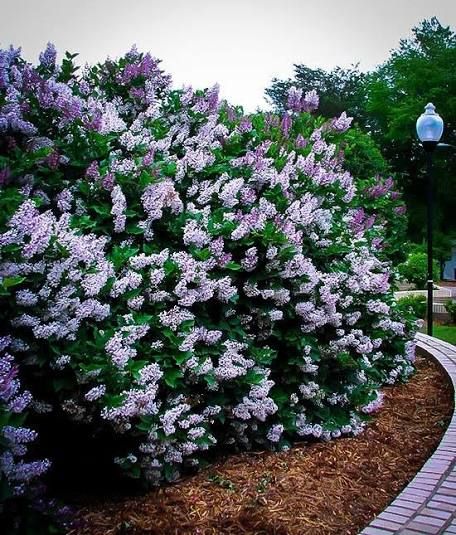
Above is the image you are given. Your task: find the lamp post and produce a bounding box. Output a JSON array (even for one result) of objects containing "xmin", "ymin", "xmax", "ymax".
[{"xmin": 416, "ymin": 103, "xmax": 444, "ymax": 336}]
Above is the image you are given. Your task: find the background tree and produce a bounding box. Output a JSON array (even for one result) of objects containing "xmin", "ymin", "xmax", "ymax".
[
  {"xmin": 265, "ymin": 65, "xmax": 368, "ymax": 125},
  {"xmin": 265, "ymin": 17, "xmax": 456, "ymax": 268},
  {"xmin": 365, "ymin": 17, "xmax": 456, "ymax": 243}
]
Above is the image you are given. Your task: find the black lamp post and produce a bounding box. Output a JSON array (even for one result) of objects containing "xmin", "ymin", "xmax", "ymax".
[{"xmin": 416, "ymin": 103, "xmax": 444, "ymax": 336}]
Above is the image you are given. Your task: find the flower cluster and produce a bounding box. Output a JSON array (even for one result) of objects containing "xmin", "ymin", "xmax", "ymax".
[
  {"xmin": 0, "ymin": 46, "xmax": 417, "ymax": 491},
  {"xmin": 0, "ymin": 338, "xmax": 50, "ymax": 497}
]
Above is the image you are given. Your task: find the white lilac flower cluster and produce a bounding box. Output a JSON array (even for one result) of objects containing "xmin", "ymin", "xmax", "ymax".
[{"xmin": 0, "ymin": 45, "xmax": 418, "ymax": 487}]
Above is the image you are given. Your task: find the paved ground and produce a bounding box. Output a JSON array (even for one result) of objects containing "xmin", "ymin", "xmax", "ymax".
[{"xmin": 360, "ymin": 333, "xmax": 456, "ymax": 535}]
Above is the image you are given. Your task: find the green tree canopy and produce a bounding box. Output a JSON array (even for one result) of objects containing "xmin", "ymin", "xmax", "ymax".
[
  {"xmin": 265, "ymin": 17, "xmax": 456, "ymax": 255},
  {"xmin": 265, "ymin": 64, "xmax": 368, "ymax": 124},
  {"xmin": 366, "ymin": 17, "xmax": 456, "ymax": 242}
]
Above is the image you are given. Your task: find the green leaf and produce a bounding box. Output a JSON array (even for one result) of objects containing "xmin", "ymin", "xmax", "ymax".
[
  {"xmin": 126, "ymin": 223, "xmax": 144, "ymax": 235},
  {"xmin": 92, "ymin": 204, "xmax": 111, "ymax": 216},
  {"xmin": 164, "ymin": 368, "xmax": 183, "ymax": 388},
  {"xmin": 271, "ymin": 386, "xmax": 289, "ymax": 405},
  {"xmin": 136, "ymin": 416, "xmax": 154, "ymax": 432},
  {"xmin": 1, "ymin": 276, "xmax": 26, "ymax": 289},
  {"xmin": 204, "ymin": 373, "xmax": 217, "ymax": 387},
  {"xmin": 337, "ymin": 352, "xmax": 357, "ymax": 369},
  {"xmin": 224, "ymin": 261, "xmax": 241, "ymax": 271},
  {"xmin": 244, "ymin": 369, "xmax": 266, "ymax": 385},
  {"xmin": 174, "ymin": 351, "xmax": 192, "ymax": 365},
  {"xmin": 52, "ymin": 376, "xmax": 73, "ymax": 392}
]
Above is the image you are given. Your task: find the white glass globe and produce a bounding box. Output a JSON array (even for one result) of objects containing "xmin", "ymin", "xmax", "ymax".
[{"xmin": 416, "ymin": 103, "xmax": 444, "ymax": 143}]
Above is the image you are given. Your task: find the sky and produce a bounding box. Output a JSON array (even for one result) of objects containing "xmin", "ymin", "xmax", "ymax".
[{"xmin": 1, "ymin": 0, "xmax": 456, "ymax": 111}]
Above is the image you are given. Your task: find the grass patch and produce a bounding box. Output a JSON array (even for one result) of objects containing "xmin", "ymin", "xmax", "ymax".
[{"xmin": 432, "ymin": 324, "xmax": 456, "ymax": 345}]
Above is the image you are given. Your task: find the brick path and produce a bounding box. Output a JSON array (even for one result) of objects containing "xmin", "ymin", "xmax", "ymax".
[{"xmin": 360, "ymin": 333, "xmax": 456, "ymax": 535}]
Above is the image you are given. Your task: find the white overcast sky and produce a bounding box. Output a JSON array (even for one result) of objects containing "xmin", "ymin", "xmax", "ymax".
[{"xmin": 1, "ymin": 0, "xmax": 455, "ymax": 111}]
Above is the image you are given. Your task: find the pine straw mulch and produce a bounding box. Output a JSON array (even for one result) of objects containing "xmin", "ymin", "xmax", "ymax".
[{"xmin": 70, "ymin": 354, "xmax": 454, "ymax": 535}]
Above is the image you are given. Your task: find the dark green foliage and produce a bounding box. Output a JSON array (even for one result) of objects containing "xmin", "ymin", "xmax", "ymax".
[
  {"xmin": 366, "ymin": 17, "xmax": 456, "ymax": 242},
  {"xmin": 445, "ymin": 299, "xmax": 456, "ymax": 323},
  {"xmin": 265, "ymin": 17, "xmax": 456, "ymax": 256},
  {"xmin": 396, "ymin": 294, "xmax": 427, "ymax": 320},
  {"xmin": 266, "ymin": 64, "xmax": 368, "ymax": 124},
  {"xmin": 398, "ymin": 251, "xmax": 440, "ymax": 289}
]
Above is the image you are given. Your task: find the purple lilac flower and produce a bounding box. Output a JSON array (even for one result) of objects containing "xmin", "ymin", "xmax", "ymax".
[
  {"xmin": 56, "ymin": 188, "xmax": 73, "ymax": 212},
  {"xmin": 238, "ymin": 117, "xmax": 252, "ymax": 133},
  {"xmin": 302, "ymin": 90, "xmax": 319, "ymax": 112},
  {"xmin": 16, "ymin": 289, "xmax": 39, "ymax": 307},
  {"xmin": 361, "ymin": 391, "xmax": 384, "ymax": 414},
  {"xmin": 219, "ymin": 177, "xmax": 244, "ymax": 208},
  {"xmin": 39, "ymin": 42, "xmax": 57, "ymax": 69},
  {"xmin": 286, "ymin": 87, "xmax": 319, "ymax": 113},
  {"xmin": 99, "ymin": 102, "xmax": 126, "ymax": 134},
  {"xmin": 140, "ymin": 180, "xmax": 183, "ymax": 239},
  {"xmin": 85, "ymin": 161, "xmax": 100, "ymax": 180},
  {"xmin": 395, "ymin": 205, "xmax": 407, "ymax": 215},
  {"xmin": 295, "ymin": 134, "xmax": 307, "ymax": 149},
  {"xmin": 111, "ymin": 184, "xmax": 127, "ymax": 233},
  {"xmin": 0, "ymin": 46, "xmax": 22, "ymax": 88},
  {"xmin": 241, "ymin": 247, "xmax": 258, "ymax": 272},
  {"xmin": 267, "ymin": 424, "xmax": 284, "ymax": 442},
  {"xmin": 331, "ymin": 112, "xmax": 353, "ymax": 132},
  {"xmin": 0, "ymin": 350, "xmax": 50, "ymax": 494},
  {"xmin": 159, "ymin": 306, "xmax": 194, "ymax": 331},
  {"xmin": 183, "ymin": 219, "xmax": 210, "ymax": 247},
  {"xmin": 105, "ymin": 324, "xmax": 149, "ymax": 369},
  {"xmin": 281, "ymin": 113, "xmax": 292, "ymax": 137},
  {"xmin": 232, "ymin": 378, "xmax": 278, "ymax": 422},
  {"xmin": 137, "ymin": 363, "xmax": 162, "ymax": 385},
  {"xmin": 286, "ymin": 87, "xmax": 303, "ymax": 112},
  {"xmin": 84, "ymin": 385, "xmax": 106, "ymax": 402},
  {"xmin": 101, "ymin": 172, "xmax": 115, "ymax": 191}
]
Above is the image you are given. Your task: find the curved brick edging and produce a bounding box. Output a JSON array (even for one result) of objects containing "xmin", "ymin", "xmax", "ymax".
[{"xmin": 360, "ymin": 333, "xmax": 456, "ymax": 535}]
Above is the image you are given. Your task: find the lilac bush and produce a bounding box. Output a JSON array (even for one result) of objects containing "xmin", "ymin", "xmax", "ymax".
[{"xmin": 0, "ymin": 44, "xmax": 418, "ymax": 487}]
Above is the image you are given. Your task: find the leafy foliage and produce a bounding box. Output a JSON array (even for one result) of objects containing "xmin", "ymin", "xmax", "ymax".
[
  {"xmin": 266, "ymin": 65, "xmax": 368, "ymax": 124},
  {"xmin": 366, "ymin": 17, "xmax": 456, "ymax": 241},
  {"xmin": 265, "ymin": 17, "xmax": 456, "ymax": 256},
  {"xmin": 445, "ymin": 299, "xmax": 456, "ymax": 323},
  {"xmin": 397, "ymin": 251, "xmax": 440, "ymax": 289},
  {"xmin": 396, "ymin": 294, "xmax": 427, "ymax": 320}
]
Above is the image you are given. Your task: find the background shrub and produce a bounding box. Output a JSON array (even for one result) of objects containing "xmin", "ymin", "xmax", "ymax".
[
  {"xmin": 445, "ymin": 300, "xmax": 456, "ymax": 323},
  {"xmin": 0, "ymin": 44, "xmax": 418, "ymax": 490},
  {"xmin": 398, "ymin": 251, "xmax": 440, "ymax": 289},
  {"xmin": 396, "ymin": 294, "xmax": 427, "ymax": 320}
]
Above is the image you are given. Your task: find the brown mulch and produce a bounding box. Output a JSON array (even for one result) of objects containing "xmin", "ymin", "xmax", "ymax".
[{"xmin": 70, "ymin": 355, "xmax": 453, "ymax": 535}]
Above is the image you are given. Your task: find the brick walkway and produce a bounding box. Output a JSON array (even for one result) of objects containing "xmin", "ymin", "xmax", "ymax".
[{"xmin": 360, "ymin": 333, "xmax": 456, "ymax": 535}]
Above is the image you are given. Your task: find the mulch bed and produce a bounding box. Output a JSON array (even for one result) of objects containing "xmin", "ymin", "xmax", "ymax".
[{"xmin": 69, "ymin": 354, "xmax": 453, "ymax": 535}]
